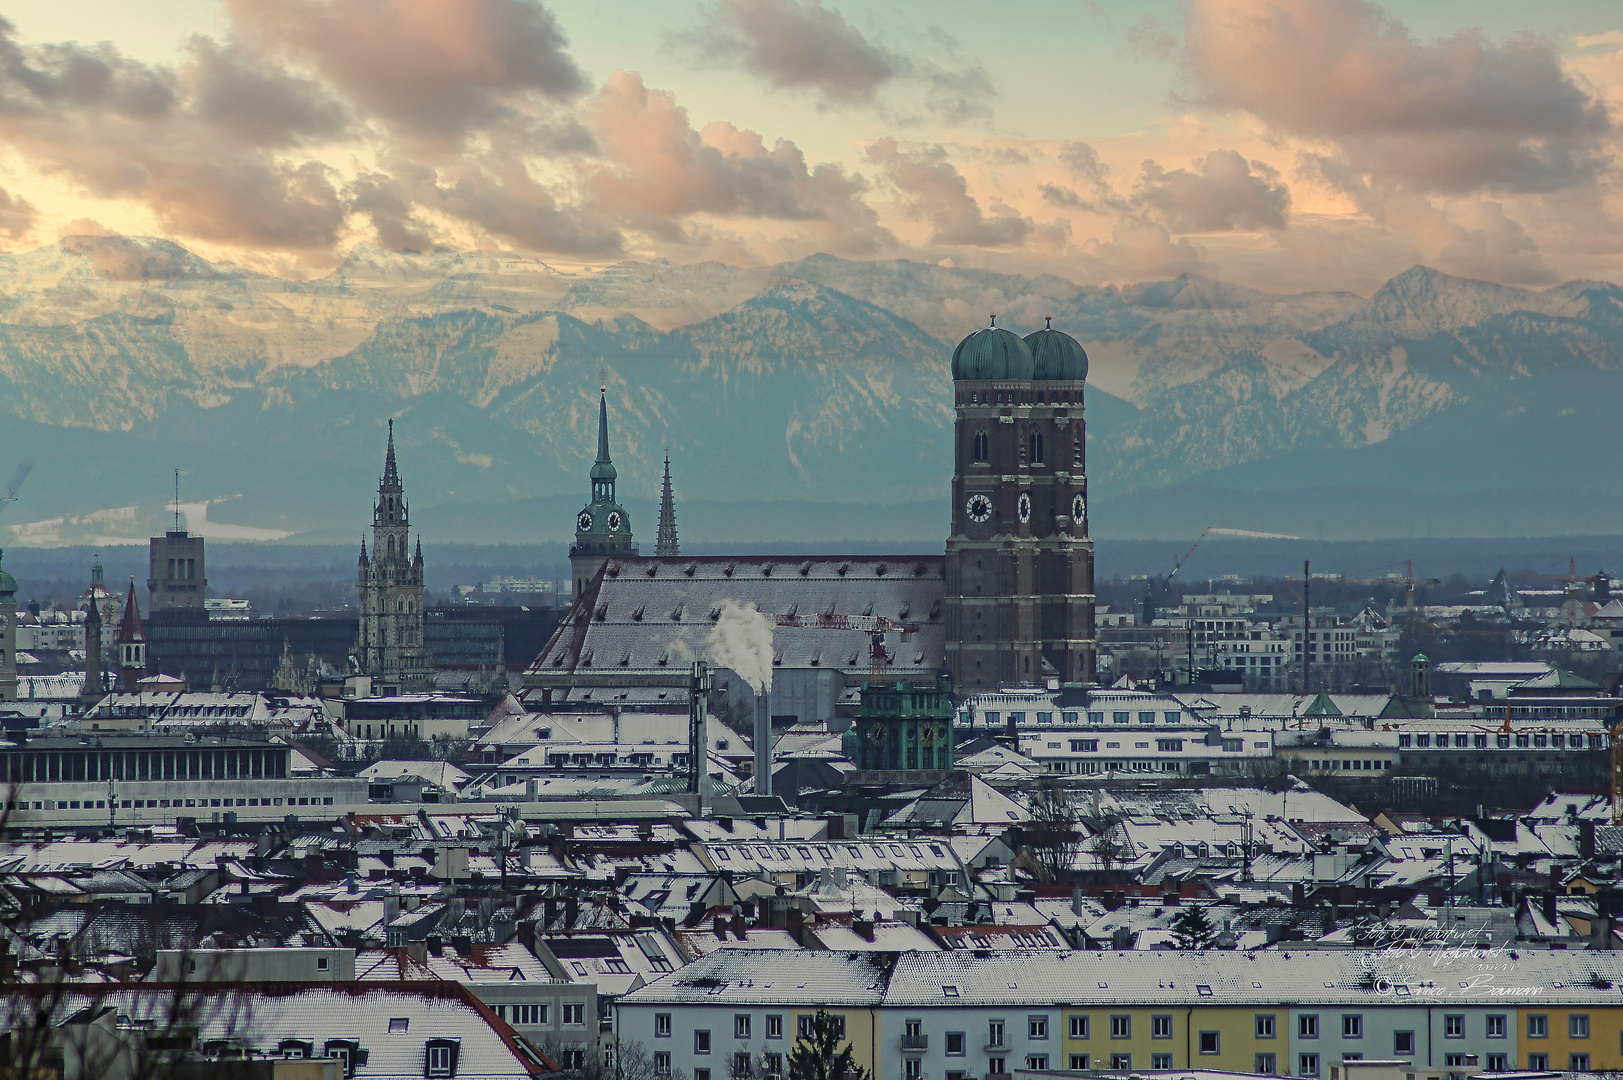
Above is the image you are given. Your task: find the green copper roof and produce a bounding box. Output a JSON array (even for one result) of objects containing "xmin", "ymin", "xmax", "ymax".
[
  {"xmin": 590, "ymin": 391, "xmax": 617, "ymax": 482},
  {"xmin": 1302, "ymin": 690, "xmax": 1342, "ymax": 717},
  {"xmin": 951, "ymin": 326, "xmax": 1034, "ymax": 381},
  {"xmin": 1025, "ymin": 325, "xmax": 1089, "ymax": 381},
  {"xmin": 0, "ymin": 548, "xmax": 15, "ymax": 599}
]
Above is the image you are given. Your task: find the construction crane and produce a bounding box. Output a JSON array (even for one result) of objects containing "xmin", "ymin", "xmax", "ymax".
[
  {"xmin": 0, "ymin": 458, "xmax": 32, "ymax": 515},
  {"xmin": 1141, "ymin": 526, "xmax": 1211, "ymax": 623},
  {"xmin": 772, "ymin": 611, "xmax": 921, "ymax": 681}
]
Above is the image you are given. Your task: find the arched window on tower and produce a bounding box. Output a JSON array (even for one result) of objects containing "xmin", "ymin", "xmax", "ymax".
[
  {"xmin": 1073, "ymin": 435, "xmax": 1083, "ymax": 468},
  {"xmin": 1030, "ymin": 430, "xmax": 1044, "ymax": 465},
  {"xmin": 388, "ymin": 536, "xmax": 396, "ymax": 558},
  {"xmin": 973, "ymin": 430, "xmax": 988, "ymax": 463}
]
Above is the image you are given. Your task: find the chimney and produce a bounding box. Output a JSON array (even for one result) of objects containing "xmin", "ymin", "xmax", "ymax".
[
  {"xmin": 1071, "ymin": 887, "xmax": 1085, "ymax": 916},
  {"xmin": 853, "ymin": 918, "xmax": 875, "ymax": 943},
  {"xmin": 731, "ymin": 913, "xmax": 748, "ymax": 940},
  {"xmin": 1581, "ymin": 820, "xmax": 1596, "ymax": 859},
  {"xmin": 754, "ymin": 691, "xmax": 772, "ymax": 798},
  {"xmin": 1291, "ymin": 882, "xmax": 1305, "ymax": 907},
  {"xmin": 1543, "ymin": 892, "xmax": 1558, "ymax": 928},
  {"xmin": 825, "ymin": 814, "xmax": 845, "ymax": 840},
  {"xmin": 714, "ymin": 915, "xmax": 728, "ymax": 939}
]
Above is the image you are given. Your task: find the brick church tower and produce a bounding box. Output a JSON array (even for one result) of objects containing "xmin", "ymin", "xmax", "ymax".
[
  {"xmin": 944, "ymin": 318, "xmax": 1097, "ymax": 692},
  {"xmin": 356, "ymin": 420, "xmax": 431, "ymax": 693}
]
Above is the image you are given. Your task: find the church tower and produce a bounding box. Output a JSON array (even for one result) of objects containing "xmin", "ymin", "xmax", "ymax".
[
  {"xmin": 356, "ymin": 420, "xmax": 431, "ymax": 693},
  {"xmin": 116, "ymin": 577, "xmax": 146, "ymax": 692},
  {"xmin": 944, "ymin": 318, "xmax": 1096, "ymax": 692},
  {"xmin": 0, "ymin": 549, "xmax": 16, "ymax": 703},
  {"xmin": 656, "ymin": 452, "xmax": 679, "ymax": 557},
  {"xmin": 79, "ymin": 566, "xmax": 104, "ymax": 710},
  {"xmin": 570, "ymin": 388, "xmax": 637, "ymax": 597}
]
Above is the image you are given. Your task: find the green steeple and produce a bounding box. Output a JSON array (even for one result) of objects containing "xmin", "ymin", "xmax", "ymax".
[{"xmin": 591, "ymin": 389, "xmax": 617, "ymax": 486}]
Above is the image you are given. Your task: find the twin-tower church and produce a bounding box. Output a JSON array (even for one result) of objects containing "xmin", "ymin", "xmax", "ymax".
[{"xmin": 358, "ymin": 319, "xmax": 1097, "ymax": 698}]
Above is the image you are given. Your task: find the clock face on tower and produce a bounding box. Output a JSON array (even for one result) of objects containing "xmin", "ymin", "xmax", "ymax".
[
  {"xmin": 577, "ymin": 510, "xmax": 593, "ymax": 532},
  {"xmin": 965, "ymin": 494, "xmax": 992, "ymax": 523},
  {"xmin": 1017, "ymin": 492, "xmax": 1032, "ymax": 524},
  {"xmin": 606, "ymin": 510, "xmax": 623, "ymax": 532},
  {"xmin": 1071, "ymin": 493, "xmax": 1086, "ymax": 522}
]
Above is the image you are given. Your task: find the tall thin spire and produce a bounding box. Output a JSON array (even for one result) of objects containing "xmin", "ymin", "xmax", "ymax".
[
  {"xmin": 595, "ymin": 390, "xmax": 612, "ymax": 466},
  {"xmin": 657, "ymin": 451, "xmax": 679, "ymax": 557},
  {"xmin": 382, "ymin": 418, "xmax": 400, "ymax": 487}
]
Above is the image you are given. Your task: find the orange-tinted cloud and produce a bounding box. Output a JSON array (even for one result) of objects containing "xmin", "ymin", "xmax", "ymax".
[
  {"xmin": 1183, "ymin": 0, "xmax": 1611, "ymax": 193},
  {"xmin": 1134, "ymin": 149, "xmax": 1289, "ymax": 231},
  {"xmin": 865, "ymin": 138, "xmax": 1031, "ymax": 247},
  {"xmin": 222, "ymin": 0, "xmax": 585, "ymax": 141}
]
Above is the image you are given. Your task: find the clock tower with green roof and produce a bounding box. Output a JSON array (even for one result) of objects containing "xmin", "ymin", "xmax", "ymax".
[{"xmin": 570, "ymin": 387, "xmax": 637, "ymax": 599}]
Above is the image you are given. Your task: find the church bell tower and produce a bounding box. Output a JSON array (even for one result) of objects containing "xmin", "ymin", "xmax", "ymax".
[
  {"xmin": 570, "ymin": 387, "xmax": 637, "ymax": 597},
  {"xmin": 944, "ymin": 318, "xmax": 1096, "ymax": 692}
]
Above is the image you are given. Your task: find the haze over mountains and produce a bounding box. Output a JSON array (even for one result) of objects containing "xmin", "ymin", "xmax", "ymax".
[{"xmin": 1, "ymin": 235, "xmax": 1619, "ymax": 546}]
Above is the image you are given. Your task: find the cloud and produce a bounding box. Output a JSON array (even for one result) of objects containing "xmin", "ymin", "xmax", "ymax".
[
  {"xmin": 386, "ymin": 158, "xmax": 624, "ymax": 256},
  {"xmin": 0, "ymin": 185, "xmax": 36, "ymax": 239},
  {"xmin": 584, "ymin": 70, "xmax": 893, "ymax": 255},
  {"xmin": 1134, "ymin": 149, "xmax": 1290, "ymax": 231},
  {"xmin": 865, "ymin": 137, "xmax": 1031, "ymax": 247},
  {"xmin": 182, "ymin": 37, "xmax": 349, "ymax": 147},
  {"xmin": 1127, "ymin": 14, "xmax": 1178, "ymax": 60},
  {"xmin": 682, "ymin": 0, "xmax": 993, "ymax": 121},
  {"xmin": 0, "ymin": 20, "xmax": 347, "ymax": 249},
  {"xmin": 222, "ymin": 0, "xmax": 585, "ymax": 140},
  {"xmin": 1182, "ymin": 0, "xmax": 1611, "ymax": 193}
]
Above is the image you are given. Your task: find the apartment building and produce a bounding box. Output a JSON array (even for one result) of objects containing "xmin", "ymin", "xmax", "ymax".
[{"xmin": 618, "ymin": 949, "xmax": 1623, "ymax": 1080}]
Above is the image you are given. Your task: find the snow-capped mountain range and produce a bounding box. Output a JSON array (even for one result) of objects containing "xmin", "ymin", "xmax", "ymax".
[{"xmin": 1, "ymin": 235, "xmax": 1618, "ymax": 544}]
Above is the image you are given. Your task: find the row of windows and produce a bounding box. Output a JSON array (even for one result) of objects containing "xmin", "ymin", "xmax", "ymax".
[
  {"xmin": 977, "ymin": 710, "xmax": 1184, "ymax": 726},
  {"xmin": 662, "ymin": 1014, "xmax": 831, "ymax": 1048},
  {"xmin": 1399, "ymin": 731, "xmax": 1597, "ymax": 749},
  {"xmin": 9, "ymin": 795, "xmax": 335, "ymax": 811}
]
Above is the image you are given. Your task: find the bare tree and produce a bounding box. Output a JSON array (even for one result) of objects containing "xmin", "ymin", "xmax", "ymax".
[{"xmin": 1023, "ymin": 779, "xmax": 1083, "ymax": 884}]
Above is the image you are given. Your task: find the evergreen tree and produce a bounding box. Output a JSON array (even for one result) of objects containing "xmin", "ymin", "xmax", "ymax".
[
  {"xmin": 1170, "ymin": 905, "xmax": 1217, "ymax": 949},
  {"xmin": 787, "ymin": 1011, "xmax": 872, "ymax": 1080}
]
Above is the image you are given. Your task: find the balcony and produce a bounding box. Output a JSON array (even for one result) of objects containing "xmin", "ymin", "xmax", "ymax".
[{"xmin": 901, "ymin": 1034, "xmax": 928, "ymax": 1051}]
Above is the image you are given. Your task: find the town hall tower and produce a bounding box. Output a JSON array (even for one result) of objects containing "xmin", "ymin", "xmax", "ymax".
[{"xmin": 356, "ymin": 421, "xmax": 431, "ymax": 693}]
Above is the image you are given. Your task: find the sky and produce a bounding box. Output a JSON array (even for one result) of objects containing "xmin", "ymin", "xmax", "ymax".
[{"xmin": 1, "ymin": 0, "xmax": 1622, "ymax": 293}]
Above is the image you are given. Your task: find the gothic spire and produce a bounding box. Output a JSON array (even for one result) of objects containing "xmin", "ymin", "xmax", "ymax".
[
  {"xmin": 595, "ymin": 390, "xmax": 612, "ymax": 466},
  {"xmin": 382, "ymin": 418, "xmax": 401, "ymax": 489},
  {"xmin": 657, "ymin": 451, "xmax": 679, "ymax": 557},
  {"xmin": 590, "ymin": 385, "xmax": 617, "ymax": 488}
]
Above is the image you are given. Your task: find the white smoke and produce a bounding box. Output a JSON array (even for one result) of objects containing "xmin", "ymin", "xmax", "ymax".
[{"xmin": 705, "ymin": 600, "xmax": 774, "ymax": 694}]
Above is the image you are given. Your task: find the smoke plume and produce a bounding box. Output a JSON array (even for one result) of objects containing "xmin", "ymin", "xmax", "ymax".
[{"xmin": 705, "ymin": 599, "xmax": 774, "ymax": 693}]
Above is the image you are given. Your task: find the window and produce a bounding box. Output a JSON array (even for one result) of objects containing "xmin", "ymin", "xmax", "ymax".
[
  {"xmin": 1299, "ymin": 1054, "xmax": 1320, "ymax": 1078},
  {"xmin": 1037, "ymin": 712, "xmax": 1052, "ymax": 724},
  {"xmin": 1069, "ymin": 1016, "xmax": 1089, "ymax": 1040},
  {"xmin": 695, "ymin": 1031, "xmax": 711, "ymax": 1055},
  {"xmin": 798, "ymin": 1016, "xmax": 844, "ymax": 1039},
  {"xmin": 1109, "ymin": 1056, "xmax": 1130, "ymax": 1071},
  {"xmin": 1256, "ymin": 1053, "xmax": 1277, "ymax": 1075},
  {"xmin": 563, "ymin": 1003, "xmax": 585, "ymax": 1026},
  {"xmin": 1088, "ymin": 711, "xmax": 1104, "ymax": 724},
  {"xmin": 1257, "ymin": 1015, "xmax": 1276, "ymax": 1039},
  {"xmin": 1571, "ymin": 1015, "xmax": 1590, "ymax": 1039},
  {"xmin": 988, "ymin": 1059, "xmax": 1005, "ymax": 1076},
  {"xmin": 656, "ymin": 1015, "xmax": 672, "ymax": 1038},
  {"xmin": 733, "ymin": 1054, "xmax": 754, "ymax": 1078},
  {"xmin": 654, "ymin": 1053, "xmax": 672, "ymax": 1077},
  {"xmin": 1200, "ymin": 1032, "xmax": 1220, "ymax": 1055},
  {"xmin": 736, "ymin": 1016, "xmax": 752, "ymax": 1039},
  {"xmin": 317, "ymin": 957, "xmax": 329, "ymax": 971},
  {"xmin": 988, "ymin": 1020, "xmax": 1005, "ymax": 1048},
  {"xmin": 1486, "ymin": 1055, "xmax": 1507, "ymax": 1072},
  {"xmin": 973, "ymin": 430, "xmax": 989, "ymax": 462},
  {"xmin": 1393, "ymin": 1032, "xmax": 1414, "ymax": 1056},
  {"xmin": 389, "ymin": 1019, "xmax": 410, "ymax": 1035},
  {"xmin": 1528, "ymin": 1015, "xmax": 1548, "ymax": 1039},
  {"xmin": 425, "ymin": 1041, "xmax": 459, "ymax": 1079},
  {"xmin": 1114, "ymin": 711, "xmax": 1130, "ymax": 724},
  {"xmin": 1299, "ymin": 1016, "xmax": 1319, "ymax": 1040},
  {"xmin": 1444, "ymin": 1015, "xmax": 1464, "ymax": 1038},
  {"xmin": 1152, "ymin": 1016, "xmax": 1172, "ymax": 1039},
  {"xmin": 1109, "ymin": 1016, "xmax": 1130, "ymax": 1039},
  {"xmin": 1070, "ymin": 1056, "xmax": 1090, "ymax": 1071},
  {"xmin": 512, "ymin": 1005, "xmax": 544, "ymax": 1026},
  {"xmin": 1575, "ymin": 1056, "xmax": 1593, "ymax": 1074},
  {"xmin": 763, "ymin": 1054, "xmax": 782, "ymax": 1077},
  {"xmin": 1342, "ymin": 1016, "xmax": 1362, "ymax": 1039},
  {"xmin": 696, "ymin": 1071, "xmax": 710, "ymax": 1080},
  {"xmin": 1139, "ymin": 711, "xmax": 1157, "ymax": 725},
  {"xmin": 1445, "ymin": 1055, "xmax": 1467, "ymax": 1069},
  {"xmin": 1485, "ymin": 1015, "xmax": 1505, "ymax": 1039},
  {"xmin": 1029, "ymin": 430, "xmax": 1044, "ymax": 465},
  {"xmin": 1030, "ymin": 1016, "xmax": 1049, "ymax": 1040},
  {"xmin": 1157, "ymin": 739, "xmax": 1184, "ymax": 752},
  {"xmin": 1153, "ymin": 1054, "xmax": 1173, "ymax": 1070},
  {"xmin": 1528, "ymin": 1054, "xmax": 1548, "ymax": 1071},
  {"xmin": 1164, "ymin": 712, "xmax": 1180, "ymax": 723},
  {"xmin": 946, "ymin": 1033, "xmax": 965, "ymax": 1056},
  {"xmin": 766, "ymin": 1016, "xmax": 782, "ymax": 1040}
]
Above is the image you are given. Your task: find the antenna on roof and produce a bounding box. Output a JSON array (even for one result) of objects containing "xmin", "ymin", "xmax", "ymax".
[{"xmin": 173, "ymin": 468, "xmax": 181, "ymax": 532}]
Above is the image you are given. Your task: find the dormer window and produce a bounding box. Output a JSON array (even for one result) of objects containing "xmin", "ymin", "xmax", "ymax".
[
  {"xmin": 425, "ymin": 1039, "xmax": 460, "ymax": 1078},
  {"xmin": 280, "ymin": 1040, "xmax": 313, "ymax": 1060}
]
